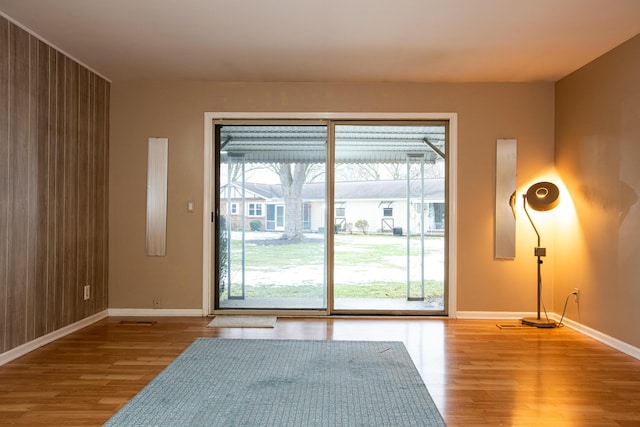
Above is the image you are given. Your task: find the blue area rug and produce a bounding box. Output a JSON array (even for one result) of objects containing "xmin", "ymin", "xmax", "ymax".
[{"xmin": 104, "ymin": 338, "xmax": 446, "ymax": 426}]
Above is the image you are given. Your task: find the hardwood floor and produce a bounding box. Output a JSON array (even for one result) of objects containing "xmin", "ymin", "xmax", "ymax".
[{"xmin": 0, "ymin": 317, "xmax": 639, "ymax": 426}]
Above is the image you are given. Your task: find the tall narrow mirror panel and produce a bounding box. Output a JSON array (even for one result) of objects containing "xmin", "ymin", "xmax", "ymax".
[
  {"xmin": 146, "ymin": 137, "xmax": 169, "ymax": 256},
  {"xmin": 495, "ymin": 139, "xmax": 517, "ymax": 259}
]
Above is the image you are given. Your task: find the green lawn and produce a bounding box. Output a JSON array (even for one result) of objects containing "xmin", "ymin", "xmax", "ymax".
[{"xmin": 222, "ymin": 232, "xmax": 444, "ymax": 300}]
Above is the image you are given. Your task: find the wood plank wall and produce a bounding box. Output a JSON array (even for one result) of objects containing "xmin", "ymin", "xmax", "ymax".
[{"xmin": 0, "ymin": 16, "xmax": 110, "ymax": 354}]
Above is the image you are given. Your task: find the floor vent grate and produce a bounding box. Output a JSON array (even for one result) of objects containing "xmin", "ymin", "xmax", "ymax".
[
  {"xmin": 496, "ymin": 323, "xmax": 533, "ymax": 329},
  {"xmin": 118, "ymin": 320, "xmax": 157, "ymax": 326}
]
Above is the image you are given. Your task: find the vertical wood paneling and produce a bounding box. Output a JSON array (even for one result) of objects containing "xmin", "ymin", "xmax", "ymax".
[
  {"xmin": 25, "ymin": 33, "xmax": 39, "ymax": 342},
  {"xmin": 63, "ymin": 57, "xmax": 78, "ymax": 326},
  {"xmin": 103, "ymin": 81, "xmax": 109, "ymax": 309},
  {"xmin": 0, "ymin": 16, "xmax": 110, "ymax": 354},
  {"xmin": 46, "ymin": 43, "xmax": 58, "ymax": 334},
  {"xmin": 34, "ymin": 39, "xmax": 51, "ymax": 337},
  {"xmin": 7, "ymin": 24, "xmax": 30, "ymax": 350},
  {"xmin": 0, "ymin": 18, "xmax": 9, "ymax": 353},
  {"xmin": 86, "ymin": 72, "xmax": 96, "ymax": 315},
  {"xmin": 77, "ymin": 65, "xmax": 89, "ymax": 319},
  {"xmin": 53, "ymin": 50, "xmax": 65, "ymax": 331},
  {"xmin": 94, "ymin": 78, "xmax": 108, "ymax": 310}
]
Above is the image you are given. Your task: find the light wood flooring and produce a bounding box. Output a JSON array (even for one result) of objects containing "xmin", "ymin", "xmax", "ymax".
[{"xmin": 0, "ymin": 317, "xmax": 639, "ymax": 426}]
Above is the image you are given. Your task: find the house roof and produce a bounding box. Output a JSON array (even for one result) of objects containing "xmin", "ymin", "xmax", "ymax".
[
  {"xmin": 242, "ymin": 178, "xmax": 444, "ymax": 202},
  {"xmin": 1, "ymin": 1, "xmax": 638, "ymax": 83}
]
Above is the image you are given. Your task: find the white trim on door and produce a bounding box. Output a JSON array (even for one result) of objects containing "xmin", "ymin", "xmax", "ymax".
[{"xmin": 202, "ymin": 112, "xmax": 458, "ymax": 317}]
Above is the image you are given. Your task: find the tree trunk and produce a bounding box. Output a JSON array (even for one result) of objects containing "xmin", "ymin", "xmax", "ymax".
[{"xmin": 278, "ymin": 163, "xmax": 307, "ymax": 240}]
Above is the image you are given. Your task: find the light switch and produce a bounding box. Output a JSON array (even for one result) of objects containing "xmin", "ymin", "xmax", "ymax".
[{"xmin": 187, "ymin": 201, "xmax": 195, "ymax": 213}]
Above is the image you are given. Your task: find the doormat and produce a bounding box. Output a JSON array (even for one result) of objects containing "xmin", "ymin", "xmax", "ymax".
[{"xmin": 207, "ymin": 315, "xmax": 277, "ymax": 328}]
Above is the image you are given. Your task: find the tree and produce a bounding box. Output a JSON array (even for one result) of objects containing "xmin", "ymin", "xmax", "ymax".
[
  {"xmin": 334, "ymin": 161, "xmax": 444, "ymax": 182},
  {"xmin": 223, "ymin": 159, "xmax": 322, "ymax": 241},
  {"xmin": 277, "ymin": 163, "xmax": 309, "ymax": 241}
]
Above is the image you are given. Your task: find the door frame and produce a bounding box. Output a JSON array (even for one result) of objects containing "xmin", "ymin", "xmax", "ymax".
[{"xmin": 202, "ymin": 112, "xmax": 458, "ymax": 317}]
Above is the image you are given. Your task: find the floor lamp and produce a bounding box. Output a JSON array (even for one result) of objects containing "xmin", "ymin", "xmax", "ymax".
[{"xmin": 521, "ymin": 181, "xmax": 560, "ymax": 328}]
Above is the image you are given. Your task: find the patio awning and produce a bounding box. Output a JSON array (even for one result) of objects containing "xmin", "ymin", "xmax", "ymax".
[{"xmin": 219, "ymin": 124, "xmax": 446, "ymax": 164}]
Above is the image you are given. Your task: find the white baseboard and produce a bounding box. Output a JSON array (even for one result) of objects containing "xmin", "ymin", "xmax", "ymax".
[
  {"xmin": 557, "ymin": 316, "xmax": 640, "ymax": 360},
  {"xmin": 456, "ymin": 310, "xmax": 639, "ymax": 360},
  {"xmin": 456, "ymin": 311, "xmax": 535, "ymax": 320},
  {"xmin": 4, "ymin": 309, "xmax": 636, "ymax": 365},
  {"xmin": 108, "ymin": 308, "xmax": 205, "ymax": 317},
  {"xmin": 0, "ymin": 310, "xmax": 109, "ymax": 366}
]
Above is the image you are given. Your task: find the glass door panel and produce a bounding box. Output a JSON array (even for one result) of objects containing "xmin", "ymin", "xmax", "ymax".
[
  {"xmin": 332, "ymin": 124, "xmax": 446, "ymax": 313},
  {"xmin": 216, "ymin": 124, "xmax": 327, "ymax": 310}
]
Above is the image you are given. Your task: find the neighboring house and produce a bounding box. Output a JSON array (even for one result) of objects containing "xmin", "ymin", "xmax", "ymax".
[
  {"xmin": 220, "ymin": 178, "xmax": 444, "ymax": 235},
  {"xmin": 220, "ymin": 182, "xmax": 283, "ymax": 231}
]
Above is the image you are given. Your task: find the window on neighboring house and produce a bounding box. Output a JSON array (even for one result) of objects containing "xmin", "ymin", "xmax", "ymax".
[
  {"xmin": 231, "ymin": 203, "xmax": 238, "ymax": 215},
  {"xmin": 383, "ymin": 207, "xmax": 393, "ymax": 217},
  {"xmin": 248, "ymin": 203, "xmax": 263, "ymax": 216},
  {"xmin": 335, "ymin": 207, "xmax": 346, "ymax": 217}
]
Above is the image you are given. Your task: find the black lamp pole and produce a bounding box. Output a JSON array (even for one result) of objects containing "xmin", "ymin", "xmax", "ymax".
[{"xmin": 520, "ymin": 184, "xmax": 558, "ymax": 329}]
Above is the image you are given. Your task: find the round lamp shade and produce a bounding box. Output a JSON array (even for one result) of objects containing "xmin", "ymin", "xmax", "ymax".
[{"xmin": 526, "ymin": 181, "xmax": 560, "ymax": 211}]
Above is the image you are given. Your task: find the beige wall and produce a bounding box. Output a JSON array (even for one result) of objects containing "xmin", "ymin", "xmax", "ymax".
[
  {"xmin": 109, "ymin": 82, "xmax": 555, "ymax": 313},
  {"xmin": 555, "ymin": 34, "xmax": 640, "ymax": 347}
]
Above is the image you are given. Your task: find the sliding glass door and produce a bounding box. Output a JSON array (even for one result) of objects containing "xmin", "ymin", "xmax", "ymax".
[
  {"xmin": 332, "ymin": 124, "xmax": 446, "ymax": 313},
  {"xmin": 216, "ymin": 123, "xmax": 328, "ymax": 310},
  {"xmin": 214, "ymin": 120, "xmax": 447, "ymax": 314}
]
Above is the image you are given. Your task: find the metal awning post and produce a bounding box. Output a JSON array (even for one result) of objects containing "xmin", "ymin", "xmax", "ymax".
[
  {"xmin": 407, "ymin": 153, "xmax": 426, "ymax": 301},
  {"xmin": 420, "ymin": 155, "xmax": 425, "ymax": 300},
  {"xmin": 406, "ymin": 156, "xmax": 411, "ymax": 300},
  {"xmin": 226, "ymin": 153, "xmax": 247, "ymax": 300},
  {"xmin": 225, "ymin": 160, "xmax": 232, "ymax": 299}
]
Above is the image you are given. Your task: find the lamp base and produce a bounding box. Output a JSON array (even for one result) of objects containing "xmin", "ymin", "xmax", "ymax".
[{"xmin": 521, "ymin": 317, "xmax": 557, "ymax": 328}]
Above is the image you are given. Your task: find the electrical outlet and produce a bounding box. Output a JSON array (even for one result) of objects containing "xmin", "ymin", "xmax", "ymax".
[
  {"xmin": 83, "ymin": 285, "xmax": 90, "ymax": 301},
  {"xmin": 153, "ymin": 297, "xmax": 161, "ymax": 308},
  {"xmin": 574, "ymin": 288, "xmax": 580, "ymax": 303}
]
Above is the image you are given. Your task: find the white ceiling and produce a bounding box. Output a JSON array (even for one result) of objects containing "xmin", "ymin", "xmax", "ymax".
[{"xmin": 1, "ymin": 0, "xmax": 639, "ymax": 83}]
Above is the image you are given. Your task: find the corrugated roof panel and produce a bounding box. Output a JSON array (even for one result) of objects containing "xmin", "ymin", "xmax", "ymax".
[{"xmin": 219, "ymin": 124, "xmax": 446, "ymax": 164}]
